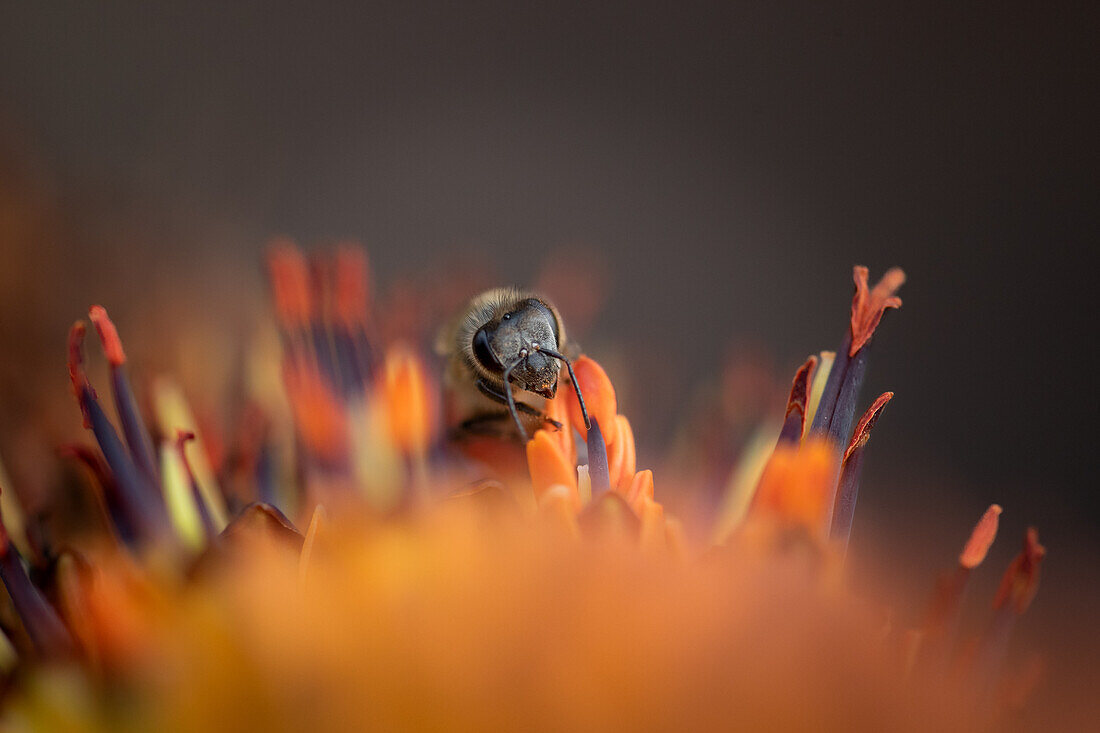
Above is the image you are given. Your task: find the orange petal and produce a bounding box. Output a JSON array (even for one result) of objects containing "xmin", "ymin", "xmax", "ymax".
[
  {"xmin": 613, "ymin": 415, "xmax": 636, "ymax": 492},
  {"xmin": 625, "ymin": 469, "xmax": 654, "ymax": 513},
  {"xmin": 526, "ymin": 431, "xmax": 578, "ymax": 504},
  {"xmin": 537, "ymin": 484, "xmax": 581, "ymax": 532},
  {"xmin": 542, "ymin": 389, "xmax": 575, "ymax": 463},
  {"xmin": 638, "ymin": 496, "xmax": 665, "ymax": 551},
  {"xmin": 750, "ymin": 438, "xmax": 838, "ymax": 536},
  {"xmin": 567, "ymin": 356, "xmax": 617, "ymax": 440}
]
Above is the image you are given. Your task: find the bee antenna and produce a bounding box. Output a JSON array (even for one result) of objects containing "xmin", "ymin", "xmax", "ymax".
[
  {"xmin": 537, "ymin": 347, "xmax": 591, "ymax": 431},
  {"xmin": 502, "ymin": 355, "xmax": 529, "ymax": 442}
]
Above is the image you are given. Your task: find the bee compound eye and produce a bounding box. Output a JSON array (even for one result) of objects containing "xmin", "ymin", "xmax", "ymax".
[{"xmin": 473, "ymin": 327, "xmax": 503, "ymax": 371}]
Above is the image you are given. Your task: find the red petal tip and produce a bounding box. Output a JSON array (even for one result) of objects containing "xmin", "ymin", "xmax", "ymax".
[{"xmin": 88, "ymin": 305, "xmax": 127, "ymax": 367}]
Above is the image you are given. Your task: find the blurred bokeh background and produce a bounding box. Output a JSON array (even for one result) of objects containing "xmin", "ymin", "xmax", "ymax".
[{"xmin": 1, "ymin": 1, "xmax": 1096, "ymax": 722}]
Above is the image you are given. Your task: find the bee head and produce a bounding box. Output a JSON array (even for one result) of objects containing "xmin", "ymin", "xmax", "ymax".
[{"xmin": 472, "ymin": 298, "xmax": 560, "ymax": 398}]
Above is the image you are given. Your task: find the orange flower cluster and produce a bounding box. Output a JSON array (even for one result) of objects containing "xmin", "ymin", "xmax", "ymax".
[{"xmin": 0, "ymin": 251, "xmax": 1064, "ymax": 730}]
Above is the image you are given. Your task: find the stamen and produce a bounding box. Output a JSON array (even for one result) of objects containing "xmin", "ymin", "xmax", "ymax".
[
  {"xmin": 89, "ymin": 305, "xmax": 160, "ymax": 487},
  {"xmin": 0, "ymin": 494, "xmax": 75, "ymax": 660},
  {"xmin": 960, "ymin": 504, "xmax": 1003, "ymax": 569},
  {"xmin": 849, "ymin": 266, "xmax": 905, "ymax": 357},
  {"xmin": 88, "ymin": 305, "xmax": 126, "ymax": 366},
  {"xmin": 69, "ymin": 320, "xmax": 167, "ymax": 544},
  {"xmin": 176, "ymin": 431, "xmax": 217, "ymax": 540},
  {"xmin": 915, "ymin": 505, "xmax": 1002, "ymax": 673},
  {"xmin": 831, "ymin": 392, "xmax": 893, "ymax": 547},
  {"xmin": 810, "ymin": 267, "xmax": 905, "ymax": 446},
  {"xmin": 59, "ymin": 444, "xmax": 127, "ymax": 543},
  {"xmin": 994, "ymin": 528, "xmax": 1046, "ymax": 614},
  {"xmin": 778, "ymin": 355, "xmax": 818, "ymax": 445}
]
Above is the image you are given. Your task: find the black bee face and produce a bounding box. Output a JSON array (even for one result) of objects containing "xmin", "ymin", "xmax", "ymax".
[{"xmin": 472, "ymin": 298, "xmax": 561, "ymax": 398}]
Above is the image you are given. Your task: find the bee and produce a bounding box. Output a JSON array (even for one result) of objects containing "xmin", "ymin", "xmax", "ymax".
[{"xmin": 437, "ymin": 288, "xmax": 590, "ymax": 442}]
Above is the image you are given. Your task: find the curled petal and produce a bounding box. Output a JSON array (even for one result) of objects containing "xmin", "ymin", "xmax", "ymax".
[
  {"xmin": 567, "ymin": 356, "xmax": 617, "ymax": 440},
  {"xmin": 849, "ymin": 266, "xmax": 905, "ymax": 356}
]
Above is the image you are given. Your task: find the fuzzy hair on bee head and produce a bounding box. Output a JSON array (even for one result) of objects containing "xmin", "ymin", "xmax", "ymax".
[{"xmin": 451, "ymin": 287, "xmax": 566, "ymax": 385}]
